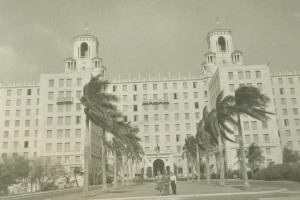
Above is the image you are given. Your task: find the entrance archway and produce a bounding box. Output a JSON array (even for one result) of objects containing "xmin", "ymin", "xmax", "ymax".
[{"xmin": 153, "ymin": 159, "xmax": 164, "ymax": 176}]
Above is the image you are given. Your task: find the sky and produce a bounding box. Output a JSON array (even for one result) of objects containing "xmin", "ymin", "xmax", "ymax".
[{"xmin": 0, "ymin": 0, "xmax": 300, "ymax": 82}]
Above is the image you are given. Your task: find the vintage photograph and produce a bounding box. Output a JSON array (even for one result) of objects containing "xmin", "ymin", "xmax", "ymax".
[{"xmin": 0, "ymin": 0, "xmax": 299, "ymax": 199}]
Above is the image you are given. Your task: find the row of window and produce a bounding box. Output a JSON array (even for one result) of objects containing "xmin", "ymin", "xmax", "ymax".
[
  {"xmin": 131, "ymin": 113, "xmax": 196, "ymax": 122},
  {"xmin": 2, "ymin": 141, "xmax": 37, "ymax": 149},
  {"xmin": 145, "ymin": 134, "xmax": 191, "ymax": 143},
  {"xmin": 142, "ymin": 123, "xmax": 194, "ymax": 133},
  {"xmin": 285, "ymin": 140, "xmax": 300, "ymax": 149},
  {"xmin": 272, "ymin": 77, "xmax": 300, "ymax": 85},
  {"xmin": 278, "ymin": 88, "xmax": 296, "ymax": 95},
  {"xmin": 46, "ymin": 129, "xmax": 81, "ymax": 138},
  {"xmin": 229, "ymin": 82, "xmax": 263, "ymax": 92},
  {"xmin": 112, "ymin": 82, "xmax": 199, "ymax": 92},
  {"xmin": 243, "ymin": 121, "xmax": 268, "ymax": 130},
  {"xmin": 6, "ymin": 88, "xmax": 39, "ymax": 96},
  {"xmin": 283, "ymin": 118, "xmax": 300, "ymax": 126},
  {"xmin": 228, "ymin": 70, "xmax": 262, "ymax": 80},
  {"xmin": 274, "ymin": 98, "xmax": 298, "ymax": 105},
  {"xmin": 4, "ymin": 109, "xmax": 40, "ymax": 117},
  {"xmin": 48, "ymin": 90, "xmax": 82, "ymax": 100},
  {"xmin": 46, "ymin": 116, "xmax": 81, "ymax": 126},
  {"xmin": 48, "ymin": 78, "xmax": 82, "ymax": 87},
  {"xmin": 46, "ymin": 142, "xmax": 81, "ymax": 152},
  {"xmin": 5, "ymin": 98, "xmax": 39, "ymax": 106},
  {"xmin": 4, "ymin": 119, "xmax": 38, "ymax": 127},
  {"xmin": 279, "ymin": 108, "xmax": 299, "ymax": 115},
  {"xmin": 3, "ymin": 130, "xmax": 38, "ymax": 138},
  {"xmin": 244, "ymin": 134, "xmax": 270, "ymax": 144},
  {"xmin": 2, "ymin": 152, "xmax": 35, "ymax": 159},
  {"xmin": 145, "ymin": 145, "xmax": 182, "ymax": 153},
  {"xmin": 281, "ymin": 129, "xmax": 300, "ymax": 138},
  {"xmin": 47, "ymin": 103, "xmax": 81, "ymax": 112}
]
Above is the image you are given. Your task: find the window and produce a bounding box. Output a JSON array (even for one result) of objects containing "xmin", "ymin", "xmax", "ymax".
[
  {"xmin": 48, "ymin": 104, "xmax": 53, "ymax": 112},
  {"xmin": 177, "ymin": 145, "xmax": 181, "ymax": 153},
  {"xmin": 292, "ymin": 98, "xmax": 297, "ymax": 105},
  {"xmin": 244, "ymin": 121, "xmax": 250, "ymax": 130},
  {"xmin": 174, "ymin": 93, "xmax": 178, "ymax": 99},
  {"xmin": 5, "ymin": 110, "xmax": 10, "ymax": 117},
  {"xmin": 76, "ymin": 78, "xmax": 82, "ymax": 86},
  {"xmin": 16, "ymin": 99, "xmax": 21, "ymax": 106},
  {"xmin": 163, "ymin": 93, "xmax": 168, "ymax": 100},
  {"xmin": 24, "ymin": 141, "xmax": 29, "ymax": 148},
  {"xmin": 155, "ymin": 135, "xmax": 160, "ymax": 143},
  {"xmin": 155, "ymin": 125, "xmax": 159, "ymax": 132},
  {"xmin": 143, "ymin": 94, "xmax": 148, "ymax": 100},
  {"xmin": 48, "ymin": 92, "xmax": 54, "ymax": 100},
  {"xmin": 194, "ymin": 92, "xmax": 198, "ymax": 98},
  {"xmin": 264, "ymin": 134, "xmax": 270, "ymax": 142},
  {"xmin": 174, "ymin": 103, "xmax": 179, "ymax": 110},
  {"xmin": 195, "ymin": 112, "xmax": 200, "ymax": 119},
  {"xmin": 253, "ymin": 134, "xmax": 259, "ymax": 143},
  {"xmin": 58, "ymin": 117, "xmax": 63, "ymax": 126},
  {"xmin": 13, "ymin": 142, "xmax": 18, "ymax": 149},
  {"xmin": 75, "ymin": 142, "xmax": 81, "ymax": 151},
  {"xmin": 183, "ymin": 82, "xmax": 187, "ymax": 89},
  {"xmin": 14, "ymin": 120, "xmax": 19, "ymax": 127},
  {"xmin": 185, "ymin": 113, "xmax": 189, "ymax": 120},
  {"xmin": 290, "ymin": 88, "xmax": 295, "ymax": 94},
  {"xmin": 293, "ymin": 108, "xmax": 298, "ymax": 115},
  {"xmin": 164, "ymin": 114, "xmax": 169, "ymax": 121},
  {"xmin": 143, "ymin": 84, "xmax": 147, "ymax": 90},
  {"xmin": 286, "ymin": 130, "xmax": 291, "ymax": 138},
  {"xmin": 251, "ymin": 121, "xmax": 257, "ymax": 130},
  {"xmin": 76, "ymin": 91, "xmax": 82, "ymax": 99},
  {"xmin": 66, "ymin": 79, "xmax": 72, "ymax": 87},
  {"xmin": 245, "ymin": 135, "xmax": 251, "ymax": 144},
  {"xmin": 266, "ymin": 148, "xmax": 271, "ymax": 155},
  {"xmin": 284, "ymin": 119, "xmax": 289, "ymax": 126},
  {"xmin": 238, "ymin": 71, "xmax": 244, "ymax": 79},
  {"xmin": 6, "ymin": 100, "xmax": 11, "ymax": 106},
  {"xmin": 154, "ymin": 105, "xmax": 158, "ymax": 110},
  {"xmin": 134, "ymin": 115, "xmax": 138, "ymax": 122},
  {"xmin": 123, "ymin": 95, "xmax": 127, "ymax": 101},
  {"xmin": 26, "ymin": 99, "xmax": 31, "ymax": 105},
  {"xmin": 175, "ymin": 124, "xmax": 180, "ymax": 131},
  {"xmin": 176, "ymin": 134, "xmax": 180, "ymax": 142},
  {"xmin": 195, "ymin": 102, "xmax": 199, "ymax": 109},
  {"xmin": 144, "ymin": 125, "xmax": 149, "ymax": 133},
  {"xmin": 25, "ymin": 130, "xmax": 29, "ymax": 137},
  {"xmin": 76, "ymin": 103, "xmax": 81, "ymax": 111},
  {"xmin": 112, "ymin": 85, "xmax": 117, "ymax": 92},
  {"xmin": 57, "ymin": 143, "xmax": 63, "ymax": 152},
  {"xmin": 123, "ymin": 116, "xmax": 128, "ymax": 122},
  {"xmin": 57, "ymin": 130, "xmax": 63, "ymax": 138},
  {"xmin": 76, "ymin": 116, "xmax": 81, "ymax": 124},
  {"xmin": 65, "ymin": 116, "xmax": 71, "ymax": 125},
  {"xmin": 65, "ymin": 129, "xmax": 71, "ymax": 138},
  {"xmin": 288, "ymin": 77, "xmax": 293, "ymax": 84},
  {"xmin": 133, "ymin": 95, "xmax": 137, "ymax": 101},
  {"xmin": 281, "ymin": 98, "xmax": 286, "ymax": 105},
  {"xmin": 163, "ymin": 83, "xmax": 167, "ymax": 89},
  {"xmin": 133, "ymin": 105, "xmax": 138, "ymax": 111},
  {"xmin": 14, "ymin": 131, "xmax": 19, "ymax": 137},
  {"xmin": 229, "ymin": 84, "xmax": 235, "ymax": 92},
  {"xmin": 164, "ymin": 104, "xmax": 169, "ymax": 110},
  {"xmin": 165, "ymin": 124, "xmax": 170, "ymax": 132},
  {"xmin": 186, "ymin": 123, "xmax": 190, "ymax": 131},
  {"xmin": 27, "ymin": 89, "xmax": 31, "ymax": 95},
  {"xmin": 193, "ymin": 82, "xmax": 197, "ymax": 88},
  {"xmin": 262, "ymin": 121, "xmax": 268, "ymax": 129},
  {"xmin": 173, "ymin": 83, "xmax": 177, "ymax": 89},
  {"xmin": 153, "ymin": 84, "xmax": 157, "ymax": 90},
  {"xmin": 228, "ymin": 72, "xmax": 234, "ymax": 80},
  {"xmin": 278, "ymin": 78, "xmax": 283, "ymax": 85},
  {"xmin": 255, "ymin": 71, "xmax": 261, "ymax": 79},
  {"xmin": 49, "ymin": 79, "xmax": 54, "ymax": 87},
  {"xmin": 183, "ymin": 92, "xmax": 188, "ymax": 99},
  {"xmin": 280, "ymin": 88, "xmax": 284, "ymax": 95},
  {"xmin": 153, "ymin": 94, "xmax": 158, "ymax": 100},
  {"xmin": 257, "ymin": 83, "xmax": 263, "ymax": 90},
  {"xmin": 17, "ymin": 89, "xmax": 22, "ymax": 95},
  {"xmin": 282, "ymin": 109, "xmax": 288, "ymax": 115},
  {"xmin": 15, "ymin": 110, "xmax": 20, "ymax": 116},
  {"xmin": 165, "ymin": 135, "xmax": 170, "ymax": 143},
  {"xmin": 204, "ymin": 91, "xmax": 208, "ymax": 97},
  {"xmin": 59, "ymin": 79, "xmax": 64, "ymax": 87},
  {"xmin": 175, "ymin": 113, "xmax": 180, "ymax": 120},
  {"xmin": 295, "ymin": 119, "xmax": 300, "ymax": 126},
  {"xmin": 245, "ymin": 71, "xmax": 251, "ymax": 79},
  {"xmin": 145, "ymin": 136, "xmax": 149, "ymax": 143}
]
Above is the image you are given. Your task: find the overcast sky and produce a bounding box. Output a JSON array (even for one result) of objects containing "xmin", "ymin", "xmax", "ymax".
[{"xmin": 0, "ymin": 0, "xmax": 299, "ymax": 82}]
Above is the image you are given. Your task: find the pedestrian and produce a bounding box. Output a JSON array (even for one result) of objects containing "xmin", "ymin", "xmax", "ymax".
[
  {"xmin": 155, "ymin": 171, "xmax": 163, "ymax": 195},
  {"xmin": 162, "ymin": 170, "xmax": 170, "ymax": 195},
  {"xmin": 170, "ymin": 172, "xmax": 177, "ymax": 195}
]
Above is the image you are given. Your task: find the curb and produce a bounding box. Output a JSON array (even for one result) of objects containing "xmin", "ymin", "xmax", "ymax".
[{"xmin": 95, "ymin": 188, "xmax": 288, "ymax": 200}]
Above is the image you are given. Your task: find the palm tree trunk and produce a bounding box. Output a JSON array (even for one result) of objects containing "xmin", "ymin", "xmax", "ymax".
[
  {"xmin": 205, "ymin": 149, "xmax": 210, "ymax": 184},
  {"xmin": 100, "ymin": 135, "xmax": 107, "ymax": 190},
  {"xmin": 217, "ymin": 131, "xmax": 225, "ymax": 187},
  {"xmin": 121, "ymin": 156, "xmax": 125, "ymax": 185},
  {"xmin": 187, "ymin": 156, "xmax": 190, "ymax": 182},
  {"xmin": 237, "ymin": 114, "xmax": 250, "ymax": 190},
  {"xmin": 82, "ymin": 113, "xmax": 90, "ymax": 197},
  {"xmin": 130, "ymin": 159, "xmax": 134, "ymax": 182},
  {"xmin": 196, "ymin": 145, "xmax": 201, "ymax": 183},
  {"xmin": 113, "ymin": 150, "xmax": 117, "ymax": 189}
]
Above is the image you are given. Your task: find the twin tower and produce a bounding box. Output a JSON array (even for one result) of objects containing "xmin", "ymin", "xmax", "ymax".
[{"xmin": 64, "ymin": 29, "xmax": 243, "ymax": 75}]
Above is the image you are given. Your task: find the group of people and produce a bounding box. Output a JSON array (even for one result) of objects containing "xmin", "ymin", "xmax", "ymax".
[{"xmin": 155, "ymin": 170, "xmax": 177, "ymax": 196}]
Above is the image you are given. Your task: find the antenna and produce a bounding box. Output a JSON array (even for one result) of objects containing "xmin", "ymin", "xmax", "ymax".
[
  {"xmin": 216, "ymin": 16, "xmax": 220, "ymax": 26},
  {"xmin": 85, "ymin": 22, "xmax": 88, "ymax": 34}
]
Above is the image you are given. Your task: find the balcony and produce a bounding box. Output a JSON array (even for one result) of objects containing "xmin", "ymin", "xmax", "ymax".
[
  {"xmin": 142, "ymin": 99, "xmax": 169, "ymax": 105},
  {"xmin": 57, "ymin": 97, "xmax": 73, "ymax": 105}
]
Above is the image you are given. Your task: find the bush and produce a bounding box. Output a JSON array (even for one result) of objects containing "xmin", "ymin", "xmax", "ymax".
[{"xmin": 253, "ymin": 163, "xmax": 300, "ymax": 181}]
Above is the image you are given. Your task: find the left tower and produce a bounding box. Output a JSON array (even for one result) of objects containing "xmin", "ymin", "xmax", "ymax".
[{"xmin": 65, "ymin": 34, "xmax": 106, "ymax": 75}]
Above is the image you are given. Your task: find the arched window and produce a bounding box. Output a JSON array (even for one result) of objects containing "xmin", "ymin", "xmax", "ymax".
[
  {"xmin": 218, "ymin": 36, "xmax": 226, "ymax": 52},
  {"xmin": 80, "ymin": 42, "xmax": 88, "ymax": 58}
]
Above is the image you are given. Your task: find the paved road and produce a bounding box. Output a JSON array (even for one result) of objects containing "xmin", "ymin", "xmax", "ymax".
[{"xmin": 2, "ymin": 180, "xmax": 300, "ymax": 200}]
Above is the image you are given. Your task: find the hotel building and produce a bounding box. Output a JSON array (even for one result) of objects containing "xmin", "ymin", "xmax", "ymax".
[{"xmin": 1, "ymin": 28, "xmax": 299, "ymax": 178}]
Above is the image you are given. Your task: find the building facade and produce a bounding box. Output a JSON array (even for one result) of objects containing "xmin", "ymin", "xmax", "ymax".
[{"xmin": 1, "ymin": 28, "xmax": 299, "ymax": 178}]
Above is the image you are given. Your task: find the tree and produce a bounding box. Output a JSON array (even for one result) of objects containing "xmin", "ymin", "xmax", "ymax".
[
  {"xmin": 204, "ymin": 91, "xmax": 236, "ymax": 186},
  {"xmin": 80, "ymin": 73, "xmax": 120, "ymax": 196},
  {"xmin": 196, "ymin": 106, "xmax": 217, "ymax": 184},
  {"xmin": 232, "ymin": 86, "xmax": 273, "ymax": 190},
  {"xmin": 73, "ymin": 166, "xmax": 84, "ymax": 187},
  {"xmin": 246, "ymin": 143, "xmax": 265, "ymax": 178},
  {"xmin": 182, "ymin": 136, "xmax": 197, "ymax": 182},
  {"xmin": 282, "ymin": 146, "xmax": 300, "ymax": 163}
]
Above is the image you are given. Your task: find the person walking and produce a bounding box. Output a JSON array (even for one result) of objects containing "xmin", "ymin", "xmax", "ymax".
[
  {"xmin": 170, "ymin": 172, "xmax": 177, "ymax": 195},
  {"xmin": 155, "ymin": 171, "xmax": 163, "ymax": 195},
  {"xmin": 162, "ymin": 170, "xmax": 170, "ymax": 195}
]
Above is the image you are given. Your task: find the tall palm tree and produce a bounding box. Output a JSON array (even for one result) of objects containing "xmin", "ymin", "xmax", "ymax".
[
  {"xmin": 80, "ymin": 73, "xmax": 119, "ymax": 196},
  {"xmin": 182, "ymin": 136, "xmax": 197, "ymax": 182},
  {"xmin": 246, "ymin": 143, "xmax": 265, "ymax": 178},
  {"xmin": 232, "ymin": 86, "xmax": 273, "ymax": 190},
  {"xmin": 196, "ymin": 106, "xmax": 217, "ymax": 184},
  {"xmin": 204, "ymin": 91, "xmax": 236, "ymax": 187}
]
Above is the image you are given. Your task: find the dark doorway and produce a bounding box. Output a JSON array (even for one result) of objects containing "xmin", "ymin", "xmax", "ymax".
[
  {"xmin": 153, "ymin": 159, "xmax": 164, "ymax": 176},
  {"xmin": 80, "ymin": 42, "xmax": 88, "ymax": 58},
  {"xmin": 218, "ymin": 36, "xmax": 226, "ymax": 52}
]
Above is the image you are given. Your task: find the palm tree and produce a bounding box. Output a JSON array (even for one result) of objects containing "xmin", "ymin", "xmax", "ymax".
[
  {"xmin": 204, "ymin": 91, "xmax": 236, "ymax": 187},
  {"xmin": 182, "ymin": 136, "xmax": 197, "ymax": 182},
  {"xmin": 196, "ymin": 106, "xmax": 217, "ymax": 184},
  {"xmin": 232, "ymin": 86, "xmax": 273, "ymax": 190},
  {"xmin": 246, "ymin": 143, "xmax": 265, "ymax": 178},
  {"xmin": 80, "ymin": 73, "xmax": 119, "ymax": 196}
]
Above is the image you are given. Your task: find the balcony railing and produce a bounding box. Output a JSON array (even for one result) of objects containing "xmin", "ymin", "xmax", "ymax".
[
  {"xmin": 142, "ymin": 99, "xmax": 169, "ymax": 105},
  {"xmin": 57, "ymin": 97, "xmax": 73, "ymax": 105}
]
